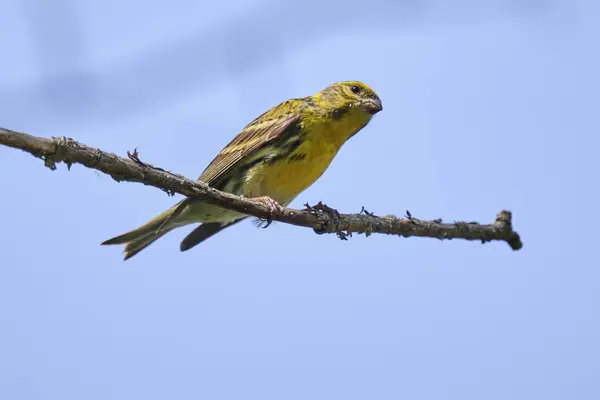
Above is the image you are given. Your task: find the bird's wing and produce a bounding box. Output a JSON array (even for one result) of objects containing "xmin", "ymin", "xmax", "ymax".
[{"xmin": 198, "ymin": 99, "xmax": 303, "ymax": 187}]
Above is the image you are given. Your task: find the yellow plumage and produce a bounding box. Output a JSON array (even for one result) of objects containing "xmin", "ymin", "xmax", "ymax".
[{"xmin": 102, "ymin": 80, "xmax": 383, "ymax": 260}]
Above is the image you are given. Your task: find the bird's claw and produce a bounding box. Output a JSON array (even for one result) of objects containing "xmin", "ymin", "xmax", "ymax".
[{"xmin": 254, "ymin": 196, "xmax": 284, "ymax": 228}]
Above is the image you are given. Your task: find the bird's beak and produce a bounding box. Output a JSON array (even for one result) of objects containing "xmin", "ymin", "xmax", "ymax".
[{"xmin": 361, "ymin": 97, "xmax": 383, "ymax": 115}]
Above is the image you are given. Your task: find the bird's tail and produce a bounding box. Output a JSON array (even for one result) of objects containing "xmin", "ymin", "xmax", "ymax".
[{"xmin": 101, "ymin": 200, "xmax": 189, "ymax": 260}]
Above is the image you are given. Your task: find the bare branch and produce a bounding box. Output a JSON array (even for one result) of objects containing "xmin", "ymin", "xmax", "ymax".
[{"xmin": 0, "ymin": 127, "xmax": 523, "ymax": 250}]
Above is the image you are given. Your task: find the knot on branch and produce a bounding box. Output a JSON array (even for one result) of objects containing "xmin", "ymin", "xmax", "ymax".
[
  {"xmin": 304, "ymin": 201, "xmax": 350, "ymax": 240},
  {"xmin": 44, "ymin": 136, "xmax": 78, "ymax": 170}
]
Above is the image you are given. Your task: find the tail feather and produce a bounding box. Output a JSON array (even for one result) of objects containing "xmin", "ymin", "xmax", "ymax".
[
  {"xmin": 102, "ymin": 200, "xmax": 188, "ymax": 260},
  {"xmin": 180, "ymin": 218, "xmax": 245, "ymax": 252},
  {"xmin": 122, "ymin": 230, "xmax": 171, "ymax": 260}
]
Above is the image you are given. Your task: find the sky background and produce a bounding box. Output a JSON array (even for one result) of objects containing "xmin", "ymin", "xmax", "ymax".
[{"xmin": 1, "ymin": 0, "xmax": 599, "ymax": 399}]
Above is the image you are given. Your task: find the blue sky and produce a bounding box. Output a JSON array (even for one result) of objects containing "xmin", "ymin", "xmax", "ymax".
[{"xmin": 1, "ymin": 0, "xmax": 599, "ymax": 399}]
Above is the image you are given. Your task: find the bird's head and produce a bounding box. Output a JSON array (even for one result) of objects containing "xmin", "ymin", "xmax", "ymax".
[{"xmin": 313, "ymin": 81, "xmax": 383, "ymax": 117}]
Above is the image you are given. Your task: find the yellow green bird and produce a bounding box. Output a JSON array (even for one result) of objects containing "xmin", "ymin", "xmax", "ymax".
[{"xmin": 102, "ymin": 80, "xmax": 383, "ymax": 260}]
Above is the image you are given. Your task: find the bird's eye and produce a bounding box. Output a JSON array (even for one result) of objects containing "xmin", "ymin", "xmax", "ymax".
[{"xmin": 350, "ymin": 85, "xmax": 361, "ymax": 94}]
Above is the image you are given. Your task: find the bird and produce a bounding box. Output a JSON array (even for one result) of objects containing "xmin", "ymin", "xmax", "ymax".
[{"xmin": 101, "ymin": 80, "xmax": 383, "ymax": 260}]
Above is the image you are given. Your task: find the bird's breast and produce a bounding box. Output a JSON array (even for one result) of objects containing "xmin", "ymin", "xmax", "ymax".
[
  {"xmin": 242, "ymin": 109, "xmax": 371, "ymax": 203},
  {"xmin": 242, "ymin": 125, "xmax": 352, "ymax": 203}
]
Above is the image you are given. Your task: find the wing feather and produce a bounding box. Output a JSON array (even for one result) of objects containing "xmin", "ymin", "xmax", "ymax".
[{"xmin": 198, "ymin": 99, "xmax": 303, "ymax": 187}]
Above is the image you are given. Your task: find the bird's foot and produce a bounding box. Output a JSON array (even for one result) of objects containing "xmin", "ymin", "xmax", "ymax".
[{"xmin": 253, "ymin": 196, "xmax": 284, "ymax": 228}]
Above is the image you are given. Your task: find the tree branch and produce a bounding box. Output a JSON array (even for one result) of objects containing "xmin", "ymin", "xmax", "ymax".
[{"xmin": 0, "ymin": 127, "xmax": 522, "ymax": 250}]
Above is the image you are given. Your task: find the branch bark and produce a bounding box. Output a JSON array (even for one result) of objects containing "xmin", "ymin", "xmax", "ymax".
[{"xmin": 0, "ymin": 127, "xmax": 522, "ymax": 250}]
